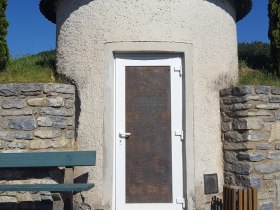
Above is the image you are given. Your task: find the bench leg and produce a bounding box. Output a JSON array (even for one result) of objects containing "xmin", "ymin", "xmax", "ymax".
[
  {"xmin": 63, "ymin": 167, "xmax": 74, "ymax": 210},
  {"xmin": 52, "ymin": 193, "xmax": 64, "ymax": 210}
]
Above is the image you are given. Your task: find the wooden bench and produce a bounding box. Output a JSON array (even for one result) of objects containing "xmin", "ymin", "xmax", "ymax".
[{"xmin": 0, "ymin": 151, "xmax": 96, "ymax": 209}]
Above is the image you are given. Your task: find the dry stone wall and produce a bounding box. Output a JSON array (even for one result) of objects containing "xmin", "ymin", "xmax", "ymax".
[
  {"xmin": 220, "ymin": 86, "xmax": 280, "ymax": 210},
  {"xmin": 0, "ymin": 83, "xmax": 75, "ymax": 151},
  {"xmin": 0, "ymin": 83, "xmax": 75, "ymax": 209}
]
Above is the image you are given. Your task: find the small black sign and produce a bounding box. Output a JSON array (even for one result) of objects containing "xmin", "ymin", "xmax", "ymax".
[{"xmin": 204, "ymin": 174, "xmax": 218, "ymax": 195}]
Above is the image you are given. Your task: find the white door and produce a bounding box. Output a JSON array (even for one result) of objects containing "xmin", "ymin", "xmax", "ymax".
[{"xmin": 115, "ymin": 54, "xmax": 184, "ymax": 210}]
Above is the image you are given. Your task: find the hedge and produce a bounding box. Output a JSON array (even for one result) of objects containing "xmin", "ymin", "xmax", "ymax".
[{"xmin": 238, "ymin": 42, "xmax": 271, "ymax": 71}]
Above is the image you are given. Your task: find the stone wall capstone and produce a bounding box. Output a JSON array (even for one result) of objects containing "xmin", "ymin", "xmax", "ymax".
[
  {"xmin": 0, "ymin": 83, "xmax": 76, "ymax": 209},
  {"xmin": 220, "ymin": 85, "xmax": 280, "ymax": 210}
]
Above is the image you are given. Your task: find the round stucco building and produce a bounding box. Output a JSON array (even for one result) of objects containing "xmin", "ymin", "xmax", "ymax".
[{"xmin": 40, "ymin": 1, "xmax": 251, "ymax": 209}]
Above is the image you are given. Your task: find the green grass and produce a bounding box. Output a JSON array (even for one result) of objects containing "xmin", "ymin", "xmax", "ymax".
[
  {"xmin": 2, "ymin": 51, "xmax": 280, "ymax": 87},
  {"xmin": 0, "ymin": 51, "xmax": 58, "ymax": 84},
  {"xmin": 238, "ymin": 67, "xmax": 280, "ymax": 87}
]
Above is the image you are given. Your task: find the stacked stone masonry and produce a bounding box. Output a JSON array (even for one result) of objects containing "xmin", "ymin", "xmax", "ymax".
[
  {"xmin": 0, "ymin": 83, "xmax": 75, "ymax": 209},
  {"xmin": 220, "ymin": 85, "xmax": 280, "ymax": 210}
]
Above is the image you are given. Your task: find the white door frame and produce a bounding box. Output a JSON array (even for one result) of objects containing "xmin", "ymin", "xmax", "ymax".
[{"xmin": 115, "ymin": 53, "xmax": 184, "ymax": 210}]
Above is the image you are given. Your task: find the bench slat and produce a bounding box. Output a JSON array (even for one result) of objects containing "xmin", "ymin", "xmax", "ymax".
[
  {"xmin": 0, "ymin": 151, "xmax": 96, "ymax": 168},
  {"xmin": 0, "ymin": 184, "xmax": 95, "ymax": 192}
]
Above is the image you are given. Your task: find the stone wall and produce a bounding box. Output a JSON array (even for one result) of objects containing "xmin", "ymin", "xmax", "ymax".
[
  {"xmin": 0, "ymin": 83, "xmax": 75, "ymax": 151},
  {"xmin": 0, "ymin": 83, "xmax": 75, "ymax": 209},
  {"xmin": 220, "ymin": 85, "xmax": 280, "ymax": 210}
]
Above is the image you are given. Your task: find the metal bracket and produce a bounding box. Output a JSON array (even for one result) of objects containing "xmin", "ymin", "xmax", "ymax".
[
  {"xmin": 174, "ymin": 66, "xmax": 183, "ymax": 77},
  {"xmin": 119, "ymin": 131, "xmax": 131, "ymax": 145},
  {"xmin": 175, "ymin": 130, "xmax": 184, "ymax": 141},
  {"xmin": 119, "ymin": 131, "xmax": 131, "ymax": 138},
  {"xmin": 176, "ymin": 197, "xmax": 186, "ymax": 209}
]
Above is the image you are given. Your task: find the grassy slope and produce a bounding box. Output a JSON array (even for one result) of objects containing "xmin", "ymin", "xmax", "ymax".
[
  {"xmin": 0, "ymin": 51, "xmax": 57, "ymax": 84},
  {"xmin": 1, "ymin": 50, "xmax": 280, "ymax": 86},
  {"xmin": 238, "ymin": 67, "xmax": 280, "ymax": 87}
]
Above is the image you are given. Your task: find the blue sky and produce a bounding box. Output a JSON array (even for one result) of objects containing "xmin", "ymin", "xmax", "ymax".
[
  {"xmin": 6, "ymin": 0, "xmax": 268, "ymax": 57},
  {"xmin": 7, "ymin": 0, "xmax": 56, "ymax": 57},
  {"xmin": 237, "ymin": 0, "xmax": 269, "ymax": 43}
]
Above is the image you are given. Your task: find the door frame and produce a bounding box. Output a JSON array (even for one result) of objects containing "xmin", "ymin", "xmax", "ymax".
[
  {"xmin": 102, "ymin": 42, "xmax": 195, "ymax": 210},
  {"xmin": 115, "ymin": 54, "xmax": 184, "ymax": 210}
]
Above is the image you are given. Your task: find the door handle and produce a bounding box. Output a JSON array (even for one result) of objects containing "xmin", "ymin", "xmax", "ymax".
[{"xmin": 119, "ymin": 131, "xmax": 131, "ymax": 138}]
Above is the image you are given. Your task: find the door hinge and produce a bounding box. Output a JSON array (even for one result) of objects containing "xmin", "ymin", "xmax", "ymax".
[
  {"xmin": 175, "ymin": 130, "xmax": 184, "ymax": 141},
  {"xmin": 176, "ymin": 197, "xmax": 186, "ymax": 209},
  {"xmin": 174, "ymin": 66, "xmax": 183, "ymax": 77}
]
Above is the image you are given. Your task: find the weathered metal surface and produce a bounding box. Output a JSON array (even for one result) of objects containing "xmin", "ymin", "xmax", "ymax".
[{"xmin": 125, "ymin": 66, "xmax": 172, "ymax": 203}]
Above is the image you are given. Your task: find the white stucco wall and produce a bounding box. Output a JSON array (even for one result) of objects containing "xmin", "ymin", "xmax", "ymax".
[{"xmin": 55, "ymin": 0, "xmax": 238, "ymax": 209}]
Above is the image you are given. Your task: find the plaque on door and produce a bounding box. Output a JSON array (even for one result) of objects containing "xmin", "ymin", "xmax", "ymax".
[{"xmin": 125, "ymin": 66, "xmax": 173, "ymax": 203}]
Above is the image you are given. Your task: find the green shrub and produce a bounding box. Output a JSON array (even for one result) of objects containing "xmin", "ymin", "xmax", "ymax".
[
  {"xmin": 0, "ymin": 0, "xmax": 9, "ymax": 70},
  {"xmin": 268, "ymin": 0, "xmax": 280, "ymax": 75},
  {"xmin": 238, "ymin": 42, "xmax": 271, "ymax": 71},
  {"xmin": 35, "ymin": 50, "xmax": 56, "ymax": 70}
]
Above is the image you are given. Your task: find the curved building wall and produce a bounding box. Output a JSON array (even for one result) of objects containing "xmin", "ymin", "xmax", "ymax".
[{"xmin": 55, "ymin": 0, "xmax": 238, "ymax": 209}]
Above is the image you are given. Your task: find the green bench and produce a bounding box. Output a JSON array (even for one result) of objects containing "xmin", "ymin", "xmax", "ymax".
[{"xmin": 0, "ymin": 151, "xmax": 96, "ymax": 209}]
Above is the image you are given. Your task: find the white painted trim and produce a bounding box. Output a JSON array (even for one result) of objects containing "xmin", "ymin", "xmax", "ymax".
[
  {"xmin": 115, "ymin": 54, "xmax": 183, "ymax": 210},
  {"xmin": 103, "ymin": 42, "xmax": 195, "ymax": 210}
]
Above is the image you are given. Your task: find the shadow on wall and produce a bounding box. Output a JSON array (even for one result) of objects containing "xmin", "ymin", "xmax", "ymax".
[
  {"xmin": 206, "ymin": 0, "xmax": 236, "ymax": 21},
  {"xmin": 55, "ymin": 0, "xmax": 90, "ymax": 141},
  {"xmin": 56, "ymin": 0, "xmax": 236, "ymax": 30},
  {"xmin": 0, "ymin": 201, "xmax": 53, "ymax": 210},
  {"xmin": 56, "ymin": 0, "xmax": 92, "ymax": 32},
  {"xmin": 0, "ymin": 168, "xmax": 63, "ymax": 183},
  {"xmin": 58, "ymin": 76, "xmax": 81, "ymax": 142}
]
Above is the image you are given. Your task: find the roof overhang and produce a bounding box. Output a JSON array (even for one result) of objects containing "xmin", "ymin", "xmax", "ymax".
[
  {"xmin": 40, "ymin": 0, "xmax": 57, "ymax": 24},
  {"xmin": 234, "ymin": 0, "xmax": 252, "ymax": 22},
  {"xmin": 40, "ymin": 0, "xmax": 252, "ymax": 24}
]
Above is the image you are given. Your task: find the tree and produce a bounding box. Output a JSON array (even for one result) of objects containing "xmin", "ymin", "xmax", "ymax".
[
  {"xmin": 0, "ymin": 0, "xmax": 9, "ymax": 70},
  {"xmin": 268, "ymin": 0, "xmax": 280, "ymax": 75}
]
